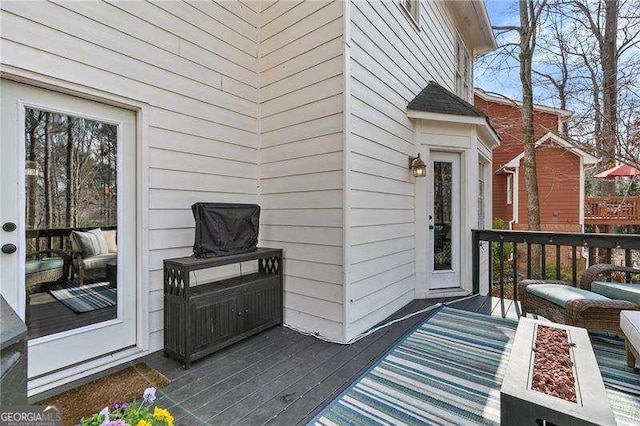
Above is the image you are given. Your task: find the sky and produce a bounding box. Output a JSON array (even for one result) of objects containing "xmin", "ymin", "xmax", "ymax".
[
  {"xmin": 475, "ymin": 0, "xmax": 640, "ymax": 144},
  {"xmin": 474, "ymin": 0, "xmax": 524, "ymax": 101}
]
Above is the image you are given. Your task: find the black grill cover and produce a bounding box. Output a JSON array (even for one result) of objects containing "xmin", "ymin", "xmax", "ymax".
[{"xmin": 192, "ymin": 203, "xmax": 260, "ymax": 258}]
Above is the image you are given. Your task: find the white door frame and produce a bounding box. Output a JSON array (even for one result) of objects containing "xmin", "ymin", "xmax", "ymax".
[
  {"xmin": 415, "ymin": 148, "xmax": 467, "ymax": 297},
  {"xmin": 0, "ymin": 70, "xmax": 151, "ymax": 396},
  {"xmin": 427, "ymin": 151, "xmax": 461, "ymax": 290}
]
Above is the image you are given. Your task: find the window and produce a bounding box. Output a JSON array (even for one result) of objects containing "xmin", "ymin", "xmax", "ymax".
[
  {"xmin": 506, "ymin": 174, "xmax": 513, "ymax": 205},
  {"xmin": 403, "ymin": 0, "xmax": 420, "ymax": 26},
  {"xmin": 478, "ymin": 162, "xmax": 486, "ymax": 229},
  {"xmin": 455, "ymin": 38, "xmax": 471, "ymax": 101}
]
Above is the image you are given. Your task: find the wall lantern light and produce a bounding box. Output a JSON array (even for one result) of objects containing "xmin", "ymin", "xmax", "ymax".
[
  {"xmin": 25, "ymin": 161, "xmax": 38, "ymax": 177},
  {"xmin": 408, "ymin": 153, "xmax": 426, "ymax": 178}
]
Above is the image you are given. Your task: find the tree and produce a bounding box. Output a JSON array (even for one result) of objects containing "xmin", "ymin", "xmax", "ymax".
[
  {"xmin": 567, "ymin": 0, "xmax": 619, "ymax": 195},
  {"xmin": 491, "ymin": 0, "xmax": 549, "ymax": 231},
  {"xmin": 42, "ymin": 112, "xmax": 53, "ymax": 233},
  {"xmin": 519, "ymin": 0, "xmax": 549, "ymax": 231},
  {"xmin": 66, "ymin": 116, "xmax": 75, "ymax": 227},
  {"xmin": 25, "ymin": 109, "xmax": 43, "ymax": 231},
  {"xmin": 531, "ymin": 12, "xmax": 575, "ymax": 137},
  {"xmin": 535, "ymin": 0, "xmax": 640, "ymax": 198}
]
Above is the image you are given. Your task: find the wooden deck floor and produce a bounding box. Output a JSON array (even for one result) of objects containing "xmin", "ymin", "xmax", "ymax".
[
  {"xmin": 27, "ymin": 291, "xmax": 116, "ymax": 339},
  {"xmin": 136, "ymin": 295, "xmax": 519, "ymax": 425}
]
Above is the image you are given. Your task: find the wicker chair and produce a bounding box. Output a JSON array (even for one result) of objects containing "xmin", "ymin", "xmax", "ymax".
[
  {"xmin": 519, "ymin": 264, "xmax": 640, "ymax": 336},
  {"xmin": 25, "ymin": 249, "xmax": 71, "ymax": 293}
]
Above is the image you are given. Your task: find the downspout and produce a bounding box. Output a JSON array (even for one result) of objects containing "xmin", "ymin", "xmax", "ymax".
[
  {"xmin": 582, "ymin": 163, "xmax": 598, "ymax": 233},
  {"xmin": 504, "ymin": 168, "xmax": 517, "ymax": 230}
]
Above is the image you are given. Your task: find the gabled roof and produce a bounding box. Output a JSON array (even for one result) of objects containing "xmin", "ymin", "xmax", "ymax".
[
  {"xmin": 408, "ymin": 81, "xmax": 486, "ymax": 117},
  {"xmin": 474, "ymin": 88, "xmax": 573, "ymax": 119},
  {"xmin": 502, "ymin": 132, "xmax": 599, "ymax": 169},
  {"xmin": 407, "ymin": 81, "xmax": 501, "ymax": 148}
]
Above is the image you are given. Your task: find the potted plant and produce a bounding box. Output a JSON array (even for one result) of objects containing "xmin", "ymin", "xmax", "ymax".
[{"xmin": 78, "ymin": 388, "xmax": 173, "ymax": 426}]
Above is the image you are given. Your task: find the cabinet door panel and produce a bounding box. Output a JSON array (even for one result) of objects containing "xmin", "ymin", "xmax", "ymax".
[
  {"xmin": 190, "ymin": 294, "xmax": 239, "ymax": 353},
  {"xmin": 241, "ymin": 278, "xmax": 281, "ymax": 332}
]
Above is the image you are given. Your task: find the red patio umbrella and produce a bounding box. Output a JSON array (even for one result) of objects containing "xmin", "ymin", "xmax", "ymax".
[{"xmin": 594, "ymin": 163, "xmax": 640, "ymax": 179}]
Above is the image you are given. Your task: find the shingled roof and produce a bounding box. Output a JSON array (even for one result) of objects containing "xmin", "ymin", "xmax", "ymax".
[{"xmin": 407, "ymin": 81, "xmax": 486, "ymax": 117}]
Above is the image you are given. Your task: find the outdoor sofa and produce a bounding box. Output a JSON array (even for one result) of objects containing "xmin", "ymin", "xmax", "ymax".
[
  {"xmin": 25, "ymin": 249, "xmax": 71, "ymax": 293},
  {"xmin": 519, "ymin": 263, "xmax": 640, "ymax": 336}
]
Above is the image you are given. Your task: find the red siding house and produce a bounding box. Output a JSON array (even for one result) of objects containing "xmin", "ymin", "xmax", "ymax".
[{"xmin": 474, "ymin": 90, "xmax": 598, "ymax": 232}]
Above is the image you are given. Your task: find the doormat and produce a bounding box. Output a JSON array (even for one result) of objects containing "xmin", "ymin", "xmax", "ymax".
[
  {"xmin": 38, "ymin": 363, "xmax": 170, "ymax": 426},
  {"xmin": 49, "ymin": 282, "xmax": 116, "ymax": 313}
]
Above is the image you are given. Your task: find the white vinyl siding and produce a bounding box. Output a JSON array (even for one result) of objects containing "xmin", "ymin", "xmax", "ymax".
[
  {"xmin": 2, "ymin": 0, "xmax": 483, "ymax": 350},
  {"xmin": 346, "ymin": 0, "xmax": 464, "ymax": 340},
  {"xmin": 0, "ymin": 0, "xmax": 260, "ymax": 352},
  {"xmin": 258, "ymin": 0, "xmax": 345, "ymax": 342}
]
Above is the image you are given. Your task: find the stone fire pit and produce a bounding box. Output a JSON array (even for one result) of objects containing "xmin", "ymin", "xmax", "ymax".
[{"xmin": 500, "ymin": 318, "xmax": 616, "ymax": 426}]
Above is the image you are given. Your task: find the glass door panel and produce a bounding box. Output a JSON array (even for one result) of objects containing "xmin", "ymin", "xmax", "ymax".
[
  {"xmin": 428, "ymin": 152, "xmax": 460, "ymax": 289},
  {"xmin": 433, "ymin": 161, "xmax": 452, "ymax": 271},
  {"xmin": 24, "ymin": 107, "xmax": 118, "ymax": 339}
]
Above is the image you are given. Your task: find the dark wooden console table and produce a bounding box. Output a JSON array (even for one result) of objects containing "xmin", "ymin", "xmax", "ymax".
[{"xmin": 163, "ymin": 248, "xmax": 283, "ymax": 368}]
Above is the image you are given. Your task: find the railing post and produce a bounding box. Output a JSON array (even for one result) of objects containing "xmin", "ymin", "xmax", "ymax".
[{"xmin": 472, "ymin": 230, "xmax": 480, "ymax": 294}]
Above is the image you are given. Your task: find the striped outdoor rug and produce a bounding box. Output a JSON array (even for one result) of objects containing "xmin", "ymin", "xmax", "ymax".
[
  {"xmin": 311, "ymin": 307, "xmax": 640, "ymax": 425},
  {"xmin": 49, "ymin": 282, "xmax": 116, "ymax": 313}
]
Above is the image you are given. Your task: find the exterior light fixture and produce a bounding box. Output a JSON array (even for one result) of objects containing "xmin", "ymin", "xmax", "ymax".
[
  {"xmin": 25, "ymin": 161, "xmax": 38, "ymax": 177},
  {"xmin": 409, "ymin": 153, "xmax": 426, "ymax": 178}
]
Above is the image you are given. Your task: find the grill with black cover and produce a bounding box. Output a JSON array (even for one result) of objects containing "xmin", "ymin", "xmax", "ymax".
[{"xmin": 191, "ymin": 202, "xmax": 260, "ymax": 258}]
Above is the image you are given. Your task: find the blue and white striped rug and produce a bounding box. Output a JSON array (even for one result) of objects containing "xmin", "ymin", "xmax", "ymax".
[
  {"xmin": 49, "ymin": 281, "xmax": 116, "ymax": 313},
  {"xmin": 311, "ymin": 307, "xmax": 640, "ymax": 425}
]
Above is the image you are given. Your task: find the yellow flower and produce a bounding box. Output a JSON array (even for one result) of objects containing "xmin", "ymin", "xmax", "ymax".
[
  {"xmin": 135, "ymin": 421, "xmax": 152, "ymax": 426},
  {"xmin": 153, "ymin": 407, "xmax": 174, "ymax": 426}
]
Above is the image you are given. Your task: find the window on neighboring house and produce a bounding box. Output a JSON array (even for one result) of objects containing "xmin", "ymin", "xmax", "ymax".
[
  {"xmin": 478, "ymin": 162, "xmax": 486, "ymax": 229},
  {"xmin": 506, "ymin": 174, "xmax": 514, "ymax": 205},
  {"xmin": 403, "ymin": 0, "xmax": 420, "ymax": 26},
  {"xmin": 455, "ymin": 37, "xmax": 471, "ymax": 101}
]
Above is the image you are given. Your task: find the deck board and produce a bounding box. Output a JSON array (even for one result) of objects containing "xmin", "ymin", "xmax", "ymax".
[
  {"xmin": 36, "ymin": 295, "xmax": 523, "ymax": 425},
  {"xmin": 27, "ymin": 292, "xmax": 116, "ymax": 339},
  {"xmin": 146, "ymin": 295, "xmax": 519, "ymax": 425},
  {"xmin": 201, "ymin": 340, "xmax": 343, "ymax": 424}
]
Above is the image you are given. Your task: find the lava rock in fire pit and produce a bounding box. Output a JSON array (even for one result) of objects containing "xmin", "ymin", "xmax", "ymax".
[{"xmin": 531, "ymin": 326, "xmax": 577, "ymax": 402}]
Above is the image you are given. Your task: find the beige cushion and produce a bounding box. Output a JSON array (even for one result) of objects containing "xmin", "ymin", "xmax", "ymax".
[
  {"xmin": 71, "ymin": 229, "xmax": 108, "ymax": 257},
  {"xmin": 80, "ymin": 253, "xmax": 117, "ymax": 270},
  {"xmin": 621, "ymin": 310, "xmax": 640, "ymax": 355},
  {"xmin": 102, "ymin": 230, "xmax": 117, "ymax": 253}
]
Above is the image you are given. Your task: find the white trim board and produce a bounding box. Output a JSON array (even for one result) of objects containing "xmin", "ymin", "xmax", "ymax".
[
  {"xmin": 504, "ymin": 132, "xmax": 599, "ymax": 168},
  {"xmin": 406, "ymin": 109, "xmax": 500, "ymax": 148}
]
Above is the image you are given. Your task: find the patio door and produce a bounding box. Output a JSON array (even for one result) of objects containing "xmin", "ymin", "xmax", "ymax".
[
  {"xmin": 427, "ymin": 152, "xmax": 460, "ymax": 289},
  {"xmin": 0, "ymin": 79, "xmax": 137, "ymax": 379}
]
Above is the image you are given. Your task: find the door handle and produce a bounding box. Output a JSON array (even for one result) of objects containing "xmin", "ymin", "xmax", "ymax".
[
  {"xmin": 2, "ymin": 222, "xmax": 16, "ymax": 232},
  {"xmin": 1, "ymin": 244, "xmax": 17, "ymax": 254}
]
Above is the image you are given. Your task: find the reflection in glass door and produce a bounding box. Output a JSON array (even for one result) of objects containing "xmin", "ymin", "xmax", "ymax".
[
  {"xmin": 25, "ymin": 107, "xmax": 118, "ymax": 339},
  {"xmin": 428, "ymin": 152, "xmax": 460, "ymax": 289},
  {"xmin": 433, "ymin": 161, "xmax": 452, "ymax": 271}
]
